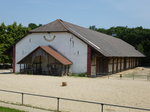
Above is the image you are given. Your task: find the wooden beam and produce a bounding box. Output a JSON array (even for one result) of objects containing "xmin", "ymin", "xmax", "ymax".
[
  {"xmin": 120, "ymin": 58, "xmax": 122, "ymax": 72},
  {"xmin": 20, "ymin": 64, "xmax": 21, "ymax": 73},
  {"xmin": 131, "ymin": 58, "xmax": 133, "ymax": 68},
  {"xmin": 115, "ymin": 58, "xmax": 118, "ymax": 73},
  {"xmin": 132, "ymin": 58, "xmax": 133, "ymax": 68},
  {"xmin": 133, "ymin": 58, "xmax": 134, "ymax": 67},
  {"xmin": 131, "ymin": 58, "xmax": 132, "ymax": 68},
  {"xmin": 128, "ymin": 58, "xmax": 129, "ymax": 69},
  {"xmin": 105, "ymin": 57, "xmax": 108, "ymax": 74},
  {"xmin": 87, "ymin": 46, "xmax": 91, "ymax": 76},
  {"xmin": 124, "ymin": 57, "xmax": 126, "ymax": 70},
  {"xmin": 67, "ymin": 65, "xmax": 70, "ymax": 75},
  {"xmin": 112, "ymin": 57, "xmax": 114, "ymax": 74},
  {"xmin": 136, "ymin": 58, "xmax": 138, "ymax": 66},
  {"xmin": 130, "ymin": 58, "xmax": 132, "ymax": 68},
  {"xmin": 134, "ymin": 58, "xmax": 136, "ymax": 67}
]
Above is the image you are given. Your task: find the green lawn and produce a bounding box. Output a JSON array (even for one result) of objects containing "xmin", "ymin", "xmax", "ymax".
[{"xmin": 0, "ymin": 106, "xmax": 26, "ymax": 112}]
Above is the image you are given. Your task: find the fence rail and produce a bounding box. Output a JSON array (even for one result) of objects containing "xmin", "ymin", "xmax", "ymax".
[
  {"xmin": 108, "ymin": 74, "xmax": 150, "ymax": 81},
  {"xmin": 0, "ymin": 89, "xmax": 150, "ymax": 112}
]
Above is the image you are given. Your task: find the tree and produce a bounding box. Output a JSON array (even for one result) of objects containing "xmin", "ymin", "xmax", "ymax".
[
  {"xmin": 0, "ymin": 22, "xmax": 30, "ymax": 63},
  {"xmin": 28, "ymin": 23, "xmax": 42, "ymax": 30},
  {"xmin": 28, "ymin": 23, "xmax": 38, "ymax": 29}
]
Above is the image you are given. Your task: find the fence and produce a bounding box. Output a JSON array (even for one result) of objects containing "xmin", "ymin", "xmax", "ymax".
[
  {"xmin": 0, "ymin": 89, "xmax": 150, "ymax": 112},
  {"xmin": 107, "ymin": 74, "xmax": 150, "ymax": 81}
]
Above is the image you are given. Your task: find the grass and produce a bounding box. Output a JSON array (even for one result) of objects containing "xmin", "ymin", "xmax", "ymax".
[
  {"xmin": 0, "ymin": 100, "xmax": 68, "ymax": 112},
  {"xmin": 0, "ymin": 106, "xmax": 25, "ymax": 112},
  {"xmin": 70, "ymin": 73, "xmax": 87, "ymax": 77}
]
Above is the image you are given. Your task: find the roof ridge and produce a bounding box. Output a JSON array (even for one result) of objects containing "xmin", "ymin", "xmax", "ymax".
[
  {"xmin": 57, "ymin": 19, "xmax": 70, "ymax": 31},
  {"xmin": 59, "ymin": 20, "xmax": 111, "ymax": 56},
  {"xmin": 18, "ymin": 19, "xmax": 145, "ymax": 57}
]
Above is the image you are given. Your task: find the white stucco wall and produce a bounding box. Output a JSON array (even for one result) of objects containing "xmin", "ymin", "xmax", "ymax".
[{"xmin": 15, "ymin": 32, "xmax": 87, "ymax": 74}]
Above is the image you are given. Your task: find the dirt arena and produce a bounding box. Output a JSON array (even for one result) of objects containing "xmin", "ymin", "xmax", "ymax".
[{"xmin": 0, "ymin": 67, "xmax": 150, "ymax": 112}]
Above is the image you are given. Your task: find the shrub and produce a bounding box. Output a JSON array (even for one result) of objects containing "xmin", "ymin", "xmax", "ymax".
[{"xmin": 70, "ymin": 73, "xmax": 87, "ymax": 77}]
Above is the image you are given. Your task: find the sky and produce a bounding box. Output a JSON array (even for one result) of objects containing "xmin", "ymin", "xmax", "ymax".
[{"xmin": 0, "ymin": 0, "xmax": 150, "ymax": 29}]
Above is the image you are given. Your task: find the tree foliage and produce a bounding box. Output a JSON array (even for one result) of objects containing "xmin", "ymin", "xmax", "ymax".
[
  {"xmin": 28, "ymin": 23, "xmax": 42, "ymax": 30},
  {"xmin": 0, "ymin": 22, "xmax": 40, "ymax": 63}
]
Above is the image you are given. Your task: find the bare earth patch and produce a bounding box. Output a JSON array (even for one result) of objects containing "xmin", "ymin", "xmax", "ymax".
[{"xmin": 0, "ymin": 67, "xmax": 150, "ymax": 112}]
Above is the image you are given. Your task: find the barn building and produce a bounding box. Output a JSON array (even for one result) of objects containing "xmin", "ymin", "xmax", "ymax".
[{"xmin": 13, "ymin": 19, "xmax": 145, "ymax": 76}]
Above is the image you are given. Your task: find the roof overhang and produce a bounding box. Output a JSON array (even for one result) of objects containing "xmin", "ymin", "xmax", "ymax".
[{"xmin": 17, "ymin": 46, "xmax": 72, "ymax": 65}]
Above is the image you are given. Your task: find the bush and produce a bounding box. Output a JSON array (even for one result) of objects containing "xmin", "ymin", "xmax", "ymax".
[
  {"xmin": 70, "ymin": 73, "xmax": 87, "ymax": 77},
  {"xmin": 78, "ymin": 73, "xmax": 87, "ymax": 77}
]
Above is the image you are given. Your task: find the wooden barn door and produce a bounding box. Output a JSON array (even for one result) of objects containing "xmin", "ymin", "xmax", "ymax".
[
  {"xmin": 96, "ymin": 57, "xmax": 101, "ymax": 75},
  {"xmin": 96, "ymin": 57, "xmax": 108, "ymax": 75}
]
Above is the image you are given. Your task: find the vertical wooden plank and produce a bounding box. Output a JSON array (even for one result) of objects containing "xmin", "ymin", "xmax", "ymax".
[
  {"xmin": 68, "ymin": 65, "xmax": 70, "ymax": 75},
  {"xmin": 120, "ymin": 58, "xmax": 122, "ymax": 72},
  {"xmin": 128, "ymin": 58, "xmax": 129, "ymax": 69},
  {"xmin": 61, "ymin": 65, "xmax": 64, "ymax": 76},
  {"xmin": 47, "ymin": 55, "xmax": 49, "ymax": 75},
  {"xmin": 131, "ymin": 58, "xmax": 133, "ymax": 68},
  {"xmin": 131, "ymin": 58, "xmax": 132, "ymax": 68},
  {"xmin": 132, "ymin": 58, "xmax": 134, "ymax": 68},
  {"xmin": 133, "ymin": 58, "xmax": 134, "ymax": 68},
  {"xmin": 36, "ymin": 63, "xmax": 37, "ymax": 74},
  {"xmin": 23, "ymin": 64, "xmax": 25, "ymax": 72},
  {"xmin": 20, "ymin": 64, "xmax": 21, "ymax": 73},
  {"xmin": 96, "ymin": 57, "xmax": 100, "ymax": 75},
  {"xmin": 136, "ymin": 58, "xmax": 138, "ymax": 66},
  {"xmin": 137, "ymin": 58, "xmax": 139, "ymax": 66},
  {"xmin": 134, "ymin": 58, "xmax": 136, "ymax": 68},
  {"xmin": 25, "ymin": 64, "xmax": 27, "ymax": 74},
  {"xmin": 112, "ymin": 57, "xmax": 114, "ymax": 74},
  {"xmin": 108, "ymin": 58, "xmax": 112, "ymax": 74},
  {"xmin": 105, "ymin": 57, "xmax": 108, "ymax": 74},
  {"xmin": 134, "ymin": 58, "xmax": 135, "ymax": 68},
  {"xmin": 116, "ymin": 58, "xmax": 118, "ymax": 73},
  {"xmin": 124, "ymin": 57, "xmax": 126, "ymax": 70},
  {"xmin": 39, "ymin": 55, "xmax": 42, "ymax": 74},
  {"xmin": 135, "ymin": 58, "xmax": 136, "ymax": 67},
  {"xmin": 87, "ymin": 46, "xmax": 91, "ymax": 76}
]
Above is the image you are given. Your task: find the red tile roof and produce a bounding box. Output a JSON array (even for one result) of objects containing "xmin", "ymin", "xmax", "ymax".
[
  {"xmin": 40, "ymin": 46, "xmax": 72, "ymax": 65},
  {"xmin": 18, "ymin": 46, "xmax": 72, "ymax": 65}
]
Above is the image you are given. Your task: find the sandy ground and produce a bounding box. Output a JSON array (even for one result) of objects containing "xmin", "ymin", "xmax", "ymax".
[
  {"xmin": 0, "ymin": 67, "xmax": 150, "ymax": 112},
  {"xmin": 107, "ymin": 67, "xmax": 150, "ymax": 81}
]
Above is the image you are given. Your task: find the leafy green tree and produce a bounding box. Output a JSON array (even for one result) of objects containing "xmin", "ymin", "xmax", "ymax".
[
  {"xmin": 28, "ymin": 23, "xmax": 42, "ymax": 29},
  {"xmin": 28, "ymin": 23, "xmax": 38, "ymax": 29},
  {"xmin": 0, "ymin": 22, "xmax": 30, "ymax": 64}
]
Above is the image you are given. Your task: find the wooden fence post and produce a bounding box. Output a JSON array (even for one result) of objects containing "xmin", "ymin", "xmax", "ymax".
[
  {"xmin": 101, "ymin": 104, "xmax": 104, "ymax": 112},
  {"xmin": 21, "ymin": 93, "xmax": 24, "ymax": 105},
  {"xmin": 57, "ymin": 98, "xmax": 60, "ymax": 112}
]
